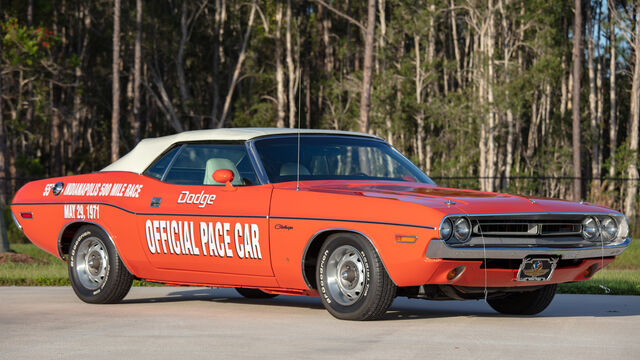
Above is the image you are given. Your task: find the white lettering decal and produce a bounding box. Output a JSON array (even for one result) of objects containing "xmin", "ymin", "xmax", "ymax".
[
  {"xmin": 207, "ymin": 222, "xmax": 219, "ymax": 257},
  {"xmin": 234, "ymin": 223, "xmax": 244, "ymax": 259},
  {"xmin": 176, "ymin": 190, "xmax": 216, "ymax": 208},
  {"xmin": 251, "ymin": 224, "xmax": 262, "ymax": 259},
  {"xmin": 145, "ymin": 220, "xmax": 156, "ymax": 254},
  {"xmin": 159, "ymin": 221, "xmax": 168, "ymax": 254},
  {"xmin": 170, "ymin": 220, "xmax": 181, "ymax": 255},
  {"xmin": 64, "ymin": 204, "xmax": 75, "ymax": 219},
  {"xmin": 182, "ymin": 221, "xmax": 194, "ymax": 255},
  {"xmin": 54, "ymin": 182, "xmax": 141, "ymax": 198},
  {"xmin": 215, "ymin": 222, "xmax": 225, "ymax": 257},
  {"xmin": 243, "ymin": 223, "xmax": 254, "ymax": 259},
  {"xmin": 223, "ymin": 223, "xmax": 233, "ymax": 257},
  {"xmin": 142, "ymin": 220, "xmax": 261, "ymax": 260},
  {"xmin": 189, "ymin": 222, "xmax": 200, "ymax": 255},
  {"xmin": 152, "ymin": 220, "xmax": 161, "ymax": 253},
  {"xmin": 43, "ymin": 184, "xmax": 54, "ymax": 196},
  {"xmin": 200, "ymin": 222, "xmax": 209, "ymax": 256}
]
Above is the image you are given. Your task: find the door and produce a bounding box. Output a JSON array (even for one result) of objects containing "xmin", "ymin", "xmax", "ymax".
[{"xmin": 138, "ymin": 142, "xmax": 274, "ymax": 277}]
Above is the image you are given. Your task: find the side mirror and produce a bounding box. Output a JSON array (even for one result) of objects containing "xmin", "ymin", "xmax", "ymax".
[
  {"xmin": 213, "ymin": 169, "xmax": 234, "ymax": 183},
  {"xmin": 213, "ymin": 169, "xmax": 235, "ymax": 190}
]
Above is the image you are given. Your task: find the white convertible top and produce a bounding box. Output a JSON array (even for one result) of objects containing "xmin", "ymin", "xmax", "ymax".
[{"xmin": 101, "ymin": 127, "xmax": 379, "ymax": 174}]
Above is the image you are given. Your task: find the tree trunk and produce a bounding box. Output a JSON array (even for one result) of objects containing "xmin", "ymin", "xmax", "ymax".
[
  {"xmin": 217, "ymin": 0, "xmax": 257, "ymax": 128},
  {"xmin": 0, "ymin": 33, "xmax": 7, "ymax": 209},
  {"xmin": 450, "ymin": 0, "xmax": 462, "ymax": 88},
  {"xmin": 275, "ymin": 3, "xmax": 286, "ymax": 128},
  {"xmin": 359, "ymin": 0, "xmax": 376, "ymax": 133},
  {"xmin": 587, "ymin": 1, "xmax": 599, "ymax": 188},
  {"xmin": 286, "ymin": 0, "xmax": 297, "ymax": 128},
  {"xmin": 486, "ymin": 0, "xmax": 496, "ymax": 192},
  {"xmin": 319, "ymin": 5, "xmax": 333, "ymax": 73},
  {"xmin": 608, "ymin": 0, "xmax": 617, "ymax": 193},
  {"xmin": 624, "ymin": 12, "xmax": 640, "ymax": 223},
  {"xmin": 111, "ymin": 0, "xmax": 121, "ymax": 162},
  {"xmin": 132, "ymin": 0, "xmax": 142, "ymax": 142},
  {"xmin": 177, "ymin": 2, "xmax": 191, "ymax": 106},
  {"xmin": 414, "ymin": 34, "xmax": 425, "ymax": 169},
  {"xmin": 304, "ymin": 64, "xmax": 311, "ymax": 128},
  {"xmin": 210, "ymin": 0, "xmax": 226, "ymax": 128},
  {"xmin": 571, "ymin": 0, "xmax": 583, "ymax": 201},
  {"xmin": 561, "ymin": 54, "xmax": 568, "ymax": 119},
  {"xmin": 72, "ymin": 4, "xmax": 91, "ymax": 156}
]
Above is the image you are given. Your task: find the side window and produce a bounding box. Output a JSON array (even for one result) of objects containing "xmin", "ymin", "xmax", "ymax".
[
  {"xmin": 144, "ymin": 146, "xmax": 180, "ymax": 180},
  {"xmin": 161, "ymin": 143, "xmax": 258, "ymax": 186}
]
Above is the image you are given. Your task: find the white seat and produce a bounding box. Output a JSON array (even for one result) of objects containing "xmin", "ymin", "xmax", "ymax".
[
  {"xmin": 279, "ymin": 162, "xmax": 311, "ymax": 176},
  {"xmin": 203, "ymin": 158, "xmax": 243, "ymax": 185}
]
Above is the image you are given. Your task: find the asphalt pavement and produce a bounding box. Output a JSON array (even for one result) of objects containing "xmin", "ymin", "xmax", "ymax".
[{"xmin": 1, "ymin": 286, "xmax": 638, "ymax": 359}]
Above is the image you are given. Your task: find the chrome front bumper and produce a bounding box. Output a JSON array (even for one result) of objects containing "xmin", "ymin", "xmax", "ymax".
[{"xmin": 425, "ymin": 237, "xmax": 631, "ymax": 260}]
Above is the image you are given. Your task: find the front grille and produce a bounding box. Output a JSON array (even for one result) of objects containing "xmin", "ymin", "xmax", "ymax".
[
  {"xmin": 473, "ymin": 219, "xmax": 582, "ymax": 237},
  {"xmin": 443, "ymin": 214, "xmax": 591, "ymax": 249}
]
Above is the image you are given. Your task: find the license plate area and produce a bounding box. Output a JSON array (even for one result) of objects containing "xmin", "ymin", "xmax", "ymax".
[{"xmin": 517, "ymin": 257, "xmax": 558, "ymax": 281}]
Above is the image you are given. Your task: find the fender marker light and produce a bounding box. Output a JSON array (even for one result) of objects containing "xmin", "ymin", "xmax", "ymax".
[
  {"xmin": 20, "ymin": 212, "xmax": 33, "ymax": 219},
  {"xmin": 395, "ymin": 235, "xmax": 417, "ymax": 243}
]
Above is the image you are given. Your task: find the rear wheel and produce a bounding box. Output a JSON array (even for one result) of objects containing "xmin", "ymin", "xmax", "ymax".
[
  {"xmin": 235, "ymin": 288, "xmax": 278, "ymax": 299},
  {"xmin": 316, "ymin": 233, "xmax": 396, "ymax": 320},
  {"xmin": 68, "ymin": 225, "xmax": 133, "ymax": 304},
  {"xmin": 487, "ymin": 284, "xmax": 557, "ymax": 315}
]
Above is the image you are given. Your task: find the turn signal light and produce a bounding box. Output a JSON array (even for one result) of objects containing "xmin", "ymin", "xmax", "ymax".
[
  {"xmin": 446, "ymin": 266, "xmax": 466, "ymax": 281},
  {"xmin": 395, "ymin": 235, "xmax": 417, "ymax": 243}
]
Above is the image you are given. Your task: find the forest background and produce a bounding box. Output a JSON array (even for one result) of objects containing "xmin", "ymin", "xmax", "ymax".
[{"xmin": 1, "ymin": 0, "xmax": 639, "ymax": 247}]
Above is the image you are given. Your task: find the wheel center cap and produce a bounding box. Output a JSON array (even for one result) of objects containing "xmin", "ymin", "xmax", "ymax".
[
  {"xmin": 340, "ymin": 263, "xmax": 357, "ymax": 287},
  {"xmin": 87, "ymin": 253, "xmax": 102, "ymax": 275}
]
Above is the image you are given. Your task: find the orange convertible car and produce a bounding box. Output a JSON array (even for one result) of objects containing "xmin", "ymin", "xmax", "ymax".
[{"xmin": 11, "ymin": 129, "xmax": 631, "ymax": 320}]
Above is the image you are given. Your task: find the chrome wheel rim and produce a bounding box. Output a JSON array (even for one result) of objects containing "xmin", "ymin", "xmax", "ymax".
[
  {"xmin": 326, "ymin": 245, "xmax": 366, "ymax": 306},
  {"xmin": 75, "ymin": 237, "xmax": 108, "ymax": 290}
]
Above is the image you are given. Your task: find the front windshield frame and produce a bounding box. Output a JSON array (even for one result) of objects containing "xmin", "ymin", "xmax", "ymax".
[{"xmin": 249, "ymin": 134, "xmax": 435, "ymax": 185}]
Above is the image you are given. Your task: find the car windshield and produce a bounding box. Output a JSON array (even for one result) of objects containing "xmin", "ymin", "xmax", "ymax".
[{"xmin": 253, "ymin": 135, "xmax": 434, "ymax": 184}]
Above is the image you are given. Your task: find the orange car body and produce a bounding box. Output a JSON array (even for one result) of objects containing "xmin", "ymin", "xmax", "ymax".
[{"xmin": 10, "ymin": 129, "xmax": 631, "ymax": 298}]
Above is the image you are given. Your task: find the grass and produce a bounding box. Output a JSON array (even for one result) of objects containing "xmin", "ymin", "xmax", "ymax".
[
  {"xmin": 2, "ymin": 241, "xmax": 639, "ymax": 294},
  {"xmin": 558, "ymin": 270, "xmax": 640, "ymax": 295},
  {"xmin": 0, "ymin": 244, "xmax": 160, "ymax": 287},
  {"xmin": 557, "ymin": 239, "xmax": 640, "ymax": 295}
]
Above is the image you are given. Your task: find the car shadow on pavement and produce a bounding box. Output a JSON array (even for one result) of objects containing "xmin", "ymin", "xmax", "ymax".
[
  {"xmin": 380, "ymin": 295, "xmax": 640, "ymax": 321},
  {"xmin": 120, "ymin": 288, "xmax": 640, "ymax": 320},
  {"xmin": 120, "ymin": 287, "xmax": 325, "ymax": 310}
]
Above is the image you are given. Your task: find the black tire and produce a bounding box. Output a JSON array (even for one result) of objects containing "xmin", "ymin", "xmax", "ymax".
[
  {"xmin": 487, "ymin": 284, "xmax": 557, "ymax": 315},
  {"xmin": 235, "ymin": 288, "xmax": 278, "ymax": 299},
  {"xmin": 68, "ymin": 225, "xmax": 134, "ymax": 304},
  {"xmin": 316, "ymin": 233, "xmax": 396, "ymax": 320}
]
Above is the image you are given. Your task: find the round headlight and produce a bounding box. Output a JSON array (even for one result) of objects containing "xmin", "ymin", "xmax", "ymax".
[
  {"xmin": 440, "ymin": 219, "xmax": 452, "ymax": 240},
  {"xmin": 600, "ymin": 217, "xmax": 618, "ymax": 242},
  {"xmin": 582, "ymin": 217, "xmax": 599, "ymax": 241},
  {"xmin": 453, "ymin": 217, "xmax": 471, "ymax": 242}
]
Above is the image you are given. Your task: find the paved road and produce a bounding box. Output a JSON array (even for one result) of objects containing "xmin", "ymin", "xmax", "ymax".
[{"xmin": 1, "ymin": 287, "xmax": 638, "ymax": 359}]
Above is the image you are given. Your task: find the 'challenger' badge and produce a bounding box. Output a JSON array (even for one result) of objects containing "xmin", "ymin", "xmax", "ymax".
[{"xmin": 274, "ymin": 224, "xmax": 293, "ymax": 230}]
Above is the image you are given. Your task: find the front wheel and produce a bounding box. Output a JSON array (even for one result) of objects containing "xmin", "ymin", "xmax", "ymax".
[
  {"xmin": 487, "ymin": 284, "xmax": 557, "ymax": 315},
  {"xmin": 316, "ymin": 233, "xmax": 396, "ymax": 320},
  {"xmin": 68, "ymin": 225, "xmax": 134, "ymax": 304}
]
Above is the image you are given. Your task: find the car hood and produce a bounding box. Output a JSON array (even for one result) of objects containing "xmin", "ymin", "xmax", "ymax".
[{"xmin": 299, "ymin": 181, "xmax": 616, "ymax": 215}]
